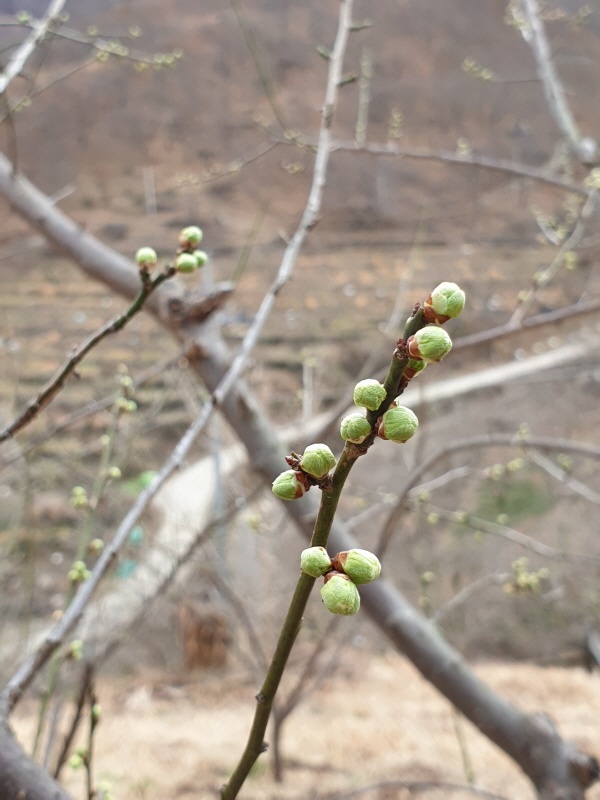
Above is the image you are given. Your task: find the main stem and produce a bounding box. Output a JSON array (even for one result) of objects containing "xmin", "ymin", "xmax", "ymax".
[{"xmin": 220, "ymin": 315, "xmax": 423, "ymax": 799}]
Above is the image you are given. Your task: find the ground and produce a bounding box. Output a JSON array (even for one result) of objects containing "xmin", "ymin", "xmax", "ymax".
[{"xmin": 11, "ymin": 654, "xmax": 600, "ymax": 800}]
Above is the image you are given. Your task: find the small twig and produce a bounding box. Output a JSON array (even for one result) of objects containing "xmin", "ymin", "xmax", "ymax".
[
  {"xmin": 0, "ymin": 267, "xmax": 174, "ymax": 443},
  {"xmin": 426, "ymin": 504, "xmax": 600, "ymax": 566},
  {"xmin": 53, "ymin": 664, "xmax": 94, "ymax": 780},
  {"xmin": 518, "ymin": 0, "xmax": 598, "ymax": 164},
  {"xmin": 376, "ymin": 432, "xmax": 600, "ymax": 557},
  {"xmin": 509, "ymin": 189, "xmax": 598, "ymax": 326},
  {"xmin": 321, "ymin": 138, "xmax": 591, "ymax": 196},
  {"xmin": 434, "ymin": 573, "xmax": 513, "ymax": 624},
  {"xmin": 0, "ymin": 0, "xmax": 66, "ymax": 96},
  {"xmin": 526, "ymin": 448, "xmax": 600, "ymax": 505}
]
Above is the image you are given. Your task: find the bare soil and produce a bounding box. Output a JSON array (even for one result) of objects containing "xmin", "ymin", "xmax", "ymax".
[{"xmin": 11, "ymin": 654, "xmax": 600, "ymax": 800}]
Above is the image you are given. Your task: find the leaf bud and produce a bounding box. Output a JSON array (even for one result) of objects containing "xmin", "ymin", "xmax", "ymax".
[
  {"xmin": 424, "ymin": 282, "xmax": 466, "ymax": 323},
  {"xmin": 340, "ymin": 413, "xmax": 372, "ymax": 444},
  {"xmin": 353, "ymin": 379, "xmax": 386, "ymax": 411},
  {"xmin": 332, "ymin": 548, "xmax": 381, "ymax": 584},
  {"xmin": 68, "ymin": 639, "xmax": 84, "ymax": 661},
  {"xmin": 378, "ymin": 404, "xmax": 418, "ymax": 443},
  {"xmin": 178, "ymin": 225, "xmax": 203, "ymax": 248},
  {"xmin": 135, "ymin": 247, "xmax": 158, "ymax": 268},
  {"xmin": 299, "ymin": 443, "xmax": 336, "ymax": 479},
  {"xmin": 272, "ymin": 469, "xmax": 306, "ymax": 500},
  {"xmin": 300, "ymin": 546, "xmax": 332, "ymax": 577},
  {"xmin": 320, "ymin": 572, "xmax": 361, "ymax": 616},
  {"xmin": 407, "ymin": 326, "xmax": 452, "ymax": 363},
  {"xmin": 176, "ymin": 252, "xmax": 199, "ymax": 273}
]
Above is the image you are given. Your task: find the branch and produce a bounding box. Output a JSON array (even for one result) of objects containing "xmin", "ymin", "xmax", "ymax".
[
  {"xmin": 0, "ymin": 267, "xmax": 175, "ymax": 443},
  {"xmin": 323, "ymin": 138, "xmax": 590, "ymax": 196},
  {"xmin": 0, "ymin": 0, "xmax": 66, "ymax": 96},
  {"xmin": 518, "ymin": 0, "xmax": 598, "ymax": 165}
]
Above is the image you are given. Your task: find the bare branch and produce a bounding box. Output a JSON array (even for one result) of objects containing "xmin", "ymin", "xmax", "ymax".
[
  {"xmin": 0, "ymin": 0, "xmax": 66, "ymax": 96},
  {"xmin": 0, "ymin": 267, "xmax": 175, "ymax": 443},
  {"xmin": 518, "ymin": 0, "xmax": 598, "ymax": 165},
  {"xmin": 322, "ymin": 138, "xmax": 590, "ymax": 196},
  {"xmin": 509, "ymin": 189, "xmax": 599, "ymax": 326}
]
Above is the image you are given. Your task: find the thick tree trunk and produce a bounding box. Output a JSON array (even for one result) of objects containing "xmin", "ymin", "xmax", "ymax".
[
  {"xmin": 0, "ymin": 723, "xmax": 71, "ymax": 800},
  {"xmin": 0, "ymin": 154, "xmax": 597, "ymax": 799}
]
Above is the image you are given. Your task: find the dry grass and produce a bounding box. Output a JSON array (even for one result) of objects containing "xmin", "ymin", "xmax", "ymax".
[{"xmin": 11, "ymin": 654, "xmax": 600, "ymax": 800}]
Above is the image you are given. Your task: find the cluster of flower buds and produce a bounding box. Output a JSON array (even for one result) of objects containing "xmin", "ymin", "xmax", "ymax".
[
  {"xmin": 175, "ymin": 225, "xmax": 209, "ymax": 273},
  {"xmin": 300, "ymin": 546, "xmax": 382, "ymax": 616},
  {"xmin": 272, "ymin": 443, "xmax": 337, "ymax": 500},
  {"xmin": 134, "ymin": 224, "xmax": 209, "ymax": 277}
]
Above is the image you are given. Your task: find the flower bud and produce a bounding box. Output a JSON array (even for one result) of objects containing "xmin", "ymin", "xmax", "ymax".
[
  {"xmin": 299, "ymin": 443, "xmax": 336, "ymax": 479},
  {"xmin": 402, "ymin": 358, "xmax": 427, "ymax": 382},
  {"xmin": 135, "ymin": 247, "xmax": 157, "ymax": 268},
  {"xmin": 332, "ymin": 548, "xmax": 381, "ymax": 584},
  {"xmin": 424, "ymin": 282, "xmax": 465, "ymax": 323},
  {"xmin": 340, "ymin": 413, "xmax": 372, "ymax": 444},
  {"xmin": 178, "ymin": 225, "xmax": 203, "ymax": 248},
  {"xmin": 176, "ymin": 252, "xmax": 199, "ymax": 273},
  {"xmin": 300, "ymin": 546, "xmax": 332, "ymax": 577},
  {"xmin": 320, "ymin": 572, "xmax": 361, "ymax": 615},
  {"xmin": 353, "ymin": 379, "xmax": 386, "ymax": 411},
  {"xmin": 193, "ymin": 249, "xmax": 209, "ymax": 267},
  {"xmin": 378, "ymin": 404, "xmax": 418, "ymax": 443},
  {"xmin": 272, "ymin": 470, "xmax": 306, "ymax": 500},
  {"xmin": 407, "ymin": 326, "xmax": 452, "ymax": 363}
]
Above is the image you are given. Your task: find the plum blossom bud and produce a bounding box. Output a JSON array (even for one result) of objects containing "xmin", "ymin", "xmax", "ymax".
[
  {"xmin": 332, "ymin": 548, "xmax": 381, "ymax": 584},
  {"xmin": 299, "ymin": 443, "xmax": 336, "ymax": 479},
  {"xmin": 353, "ymin": 379, "xmax": 386, "ymax": 411},
  {"xmin": 320, "ymin": 572, "xmax": 360, "ymax": 616},
  {"xmin": 340, "ymin": 413, "xmax": 371, "ymax": 444},
  {"xmin": 272, "ymin": 470, "xmax": 306, "ymax": 500},
  {"xmin": 378, "ymin": 404, "xmax": 419, "ymax": 443},
  {"xmin": 407, "ymin": 326, "xmax": 452, "ymax": 363},
  {"xmin": 300, "ymin": 546, "xmax": 332, "ymax": 577}
]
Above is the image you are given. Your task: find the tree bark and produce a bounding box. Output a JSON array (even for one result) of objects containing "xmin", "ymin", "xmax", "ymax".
[
  {"xmin": 0, "ymin": 722, "xmax": 71, "ymax": 800},
  {"xmin": 0, "ymin": 154, "xmax": 597, "ymax": 799}
]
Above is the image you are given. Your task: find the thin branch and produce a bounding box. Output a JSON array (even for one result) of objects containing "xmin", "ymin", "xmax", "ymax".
[
  {"xmin": 376, "ymin": 432, "xmax": 600, "ymax": 557},
  {"xmin": 219, "ymin": 6, "xmax": 358, "ymax": 795},
  {"xmin": 509, "ymin": 189, "xmax": 599, "ymax": 326},
  {"xmin": 0, "ymin": 267, "xmax": 175, "ymax": 443},
  {"xmin": 426, "ymin": 505, "xmax": 600, "ymax": 566},
  {"xmin": 322, "ymin": 138, "xmax": 590, "ymax": 196},
  {"xmin": 518, "ymin": 0, "xmax": 598, "ymax": 164},
  {"xmin": 0, "ymin": 0, "xmax": 66, "ymax": 96},
  {"xmin": 433, "ymin": 573, "xmax": 513, "ymax": 624},
  {"xmin": 527, "ymin": 448, "xmax": 600, "ymax": 505}
]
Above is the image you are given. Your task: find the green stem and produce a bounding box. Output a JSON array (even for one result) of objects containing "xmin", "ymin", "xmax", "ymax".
[{"xmin": 220, "ymin": 308, "xmax": 431, "ymax": 799}]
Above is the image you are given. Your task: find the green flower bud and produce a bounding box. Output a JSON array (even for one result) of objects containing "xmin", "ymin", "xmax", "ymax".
[
  {"xmin": 88, "ymin": 538, "xmax": 104, "ymax": 555},
  {"xmin": 135, "ymin": 247, "xmax": 158, "ymax": 268},
  {"xmin": 353, "ymin": 379, "xmax": 386, "ymax": 411},
  {"xmin": 426, "ymin": 282, "xmax": 465, "ymax": 321},
  {"xmin": 193, "ymin": 249, "xmax": 209, "ymax": 267},
  {"xmin": 68, "ymin": 639, "xmax": 84, "ymax": 661},
  {"xmin": 320, "ymin": 572, "xmax": 361, "ymax": 616},
  {"xmin": 179, "ymin": 225, "xmax": 203, "ymax": 248},
  {"xmin": 176, "ymin": 252, "xmax": 199, "ymax": 273},
  {"xmin": 68, "ymin": 753, "xmax": 84, "ymax": 770},
  {"xmin": 407, "ymin": 326, "xmax": 452, "ymax": 363},
  {"xmin": 272, "ymin": 470, "xmax": 306, "ymax": 500},
  {"xmin": 299, "ymin": 443, "xmax": 336, "ymax": 479},
  {"xmin": 107, "ymin": 466, "xmax": 121, "ymax": 480},
  {"xmin": 378, "ymin": 405, "xmax": 419, "ymax": 443},
  {"xmin": 332, "ymin": 548, "xmax": 381, "ymax": 584},
  {"xmin": 300, "ymin": 546, "xmax": 332, "ymax": 577},
  {"xmin": 340, "ymin": 413, "xmax": 372, "ymax": 444},
  {"xmin": 91, "ymin": 703, "xmax": 102, "ymax": 724}
]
